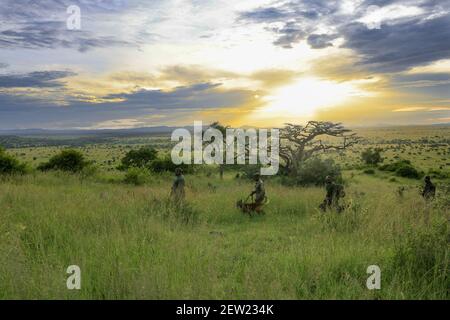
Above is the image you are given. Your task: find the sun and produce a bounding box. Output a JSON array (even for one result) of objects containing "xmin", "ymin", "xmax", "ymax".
[{"xmin": 258, "ymin": 77, "xmax": 365, "ymax": 119}]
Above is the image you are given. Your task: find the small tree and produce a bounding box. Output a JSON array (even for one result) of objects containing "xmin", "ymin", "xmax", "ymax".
[
  {"xmin": 0, "ymin": 147, "xmax": 27, "ymax": 175},
  {"xmin": 38, "ymin": 149, "xmax": 88, "ymax": 173},
  {"xmin": 119, "ymin": 147, "xmax": 158, "ymax": 170},
  {"xmin": 361, "ymin": 148, "xmax": 383, "ymax": 165}
]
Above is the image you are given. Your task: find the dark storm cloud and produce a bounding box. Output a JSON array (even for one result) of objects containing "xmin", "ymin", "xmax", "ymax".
[
  {"xmin": 340, "ymin": 15, "xmax": 450, "ymax": 72},
  {"xmin": 239, "ymin": 0, "xmax": 450, "ymax": 72},
  {"xmin": 0, "ymin": 82, "xmax": 256, "ymax": 128},
  {"xmin": 0, "ymin": 71, "xmax": 76, "ymax": 88}
]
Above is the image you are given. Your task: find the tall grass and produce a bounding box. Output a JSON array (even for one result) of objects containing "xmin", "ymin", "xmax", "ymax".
[{"xmin": 0, "ymin": 171, "xmax": 448, "ymax": 299}]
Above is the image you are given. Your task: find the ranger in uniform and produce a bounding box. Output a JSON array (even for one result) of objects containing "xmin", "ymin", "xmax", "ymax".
[
  {"xmin": 250, "ymin": 173, "xmax": 266, "ymax": 206},
  {"xmin": 171, "ymin": 168, "xmax": 186, "ymax": 203},
  {"xmin": 422, "ymin": 176, "xmax": 436, "ymax": 201}
]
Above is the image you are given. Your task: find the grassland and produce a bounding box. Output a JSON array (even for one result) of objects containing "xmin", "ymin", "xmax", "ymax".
[{"xmin": 0, "ymin": 126, "xmax": 448, "ymax": 299}]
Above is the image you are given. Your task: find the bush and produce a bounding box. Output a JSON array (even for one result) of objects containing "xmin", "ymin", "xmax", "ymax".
[
  {"xmin": 379, "ymin": 159, "xmax": 411, "ymax": 172},
  {"xmin": 285, "ymin": 158, "xmax": 342, "ymax": 186},
  {"xmin": 380, "ymin": 159, "xmax": 421, "ymax": 179},
  {"xmin": 396, "ymin": 165, "xmax": 421, "ymax": 179},
  {"xmin": 38, "ymin": 149, "xmax": 88, "ymax": 173},
  {"xmin": 149, "ymin": 155, "xmax": 193, "ymax": 174},
  {"xmin": 0, "ymin": 148, "xmax": 27, "ymax": 175},
  {"xmin": 361, "ymin": 148, "xmax": 383, "ymax": 165},
  {"xmin": 119, "ymin": 147, "xmax": 157, "ymax": 169},
  {"xmin": 123, "ymin": 167, "xmax": 150, "ymax": 185}
]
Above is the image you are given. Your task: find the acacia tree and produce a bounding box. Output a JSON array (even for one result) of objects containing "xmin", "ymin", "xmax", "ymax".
[{"xmin": 279, "ymin": 121, "xmax": 360, "ymax": 175}]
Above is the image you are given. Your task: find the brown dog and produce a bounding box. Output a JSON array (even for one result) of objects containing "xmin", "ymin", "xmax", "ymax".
[{"xmin": 236, "ymin": 199, "xmax": 265, "ymax": 216}]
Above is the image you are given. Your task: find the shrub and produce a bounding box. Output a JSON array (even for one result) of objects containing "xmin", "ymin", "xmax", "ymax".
[
  {"xmin": 149, "ymin": 155, "xmax": 193, "ymax": 174},
  {"xmin": 0, "ymin": 148, "xmax": 27, "ymax": 175},
  {"xmin": 396, "ymin": 165, "xmax": 421, "ymax": 179},
  {"xmin": 380, "ymin": 159, "xmax": 421, "ymax": 179},
  {"xmin": 119, "ymin": 147, "xmax": 157, "ymax": 169},
  {"xmin": 361, "ymin": 148, "xmax": 383, "ymax": 165},
  {"xmin": 37, "ymin": 149, "xmax": 88, "ymax": 173},
  {"xmin": 285, "ymin": 157, "xmax": 342, "ymax": 186},
  {"xmin": 379, "ymin": 159, "xmax": 411, "ymax": 172},
  {"xmin": 123, "ymin": 167, "xmax": 150, "ymax": 185}
]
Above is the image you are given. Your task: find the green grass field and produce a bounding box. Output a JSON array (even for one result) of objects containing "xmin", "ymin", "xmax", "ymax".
[{"xmin": 0, "ymin": 126, "xmax": 449, "ymax": 299}]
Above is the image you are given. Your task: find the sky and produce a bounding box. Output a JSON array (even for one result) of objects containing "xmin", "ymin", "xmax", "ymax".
[{"xmin": 0, "ymin": 0, "xmax": 449, "ymax": 129}]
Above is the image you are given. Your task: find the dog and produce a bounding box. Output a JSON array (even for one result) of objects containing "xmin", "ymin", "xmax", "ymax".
[{"xmin": 236, "ymin": 199, "xmax": 265, "ymax": 216}]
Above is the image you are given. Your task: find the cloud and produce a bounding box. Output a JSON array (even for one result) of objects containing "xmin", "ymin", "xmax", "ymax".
[
  {"xmin": 239, "ymin": 0, "xmax": 340, "ymax": 48},
  {"xmin": 0, "ymin": 81, "xmax": 259, "ymax": 128},
  {"xmin": 0, "ymin": 63, "xmax": 8, "ymax": 69},
  {"xmin": 0, "ymin": 21, "xmax": 131, "ymax": 52},
  {"xmin": 250, "ymin": 69, "xmax": 300, "ymax": 88},
  {"xmin": 340, "ymin": 15, "xmax": 450, "ymax": 72},
  {"xmin": 239, "ymin": 7, "xmax": 288, "ymax": 23},
  {"xmin": 271, "ymin": 22, "xmax": 308, "ymax": 48},
  {"xmin": 307, "ymin": 33, "xmax": 339, "ymax": 49},
  {"xmin": 238, "ymin": 0, "xmax": 450, "ymax": 73},
  {"xmin": 0, "ymin": 0, "xmax": 150, "ymax": 52},
  {"xmin": 0, "ymin": 70, "xmax": 76, "ymax": 88},
  {"xmin": 104, "ymin": 82, "xmax": 252, "ymax": 110},
  {"xmin": 391, "ymin": 73, "xmax": 450, "ymax": 88}
]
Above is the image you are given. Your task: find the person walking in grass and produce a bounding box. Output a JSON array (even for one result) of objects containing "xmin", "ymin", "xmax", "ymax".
[
  {"xmin": 421, "ymin": 175, "xmax": 436, "ymax": 225},
  {"xmin": 250, "ymin": 173, "xmax": 266, "ymax": 206},
  {"xmin": 171, "ymin": 167, "xmax": 185, "ymax": 203},
  {"xmin": 320, "ymin": 175, "xmax": 346, "ymax": 212},
  {"xmin": 422, "ymin": 176, "xmax": 436, "ymax": 201}
]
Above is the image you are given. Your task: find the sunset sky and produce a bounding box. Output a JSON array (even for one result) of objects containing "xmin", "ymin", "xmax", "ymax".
[{"xmin": 0, "ymin": 0, "xmax": 449, "ymax": 129}]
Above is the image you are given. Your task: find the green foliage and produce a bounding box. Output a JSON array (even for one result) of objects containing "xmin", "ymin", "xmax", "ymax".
[
  {"xmin": 363, "ymin": 168, "xmax": 375, "ymax": 175},
  {"xmin": 0, "ymin": 148, "xmax": 27, "ymax": 175},
  {"xmin": 379, "ymin": 159, "xmax": 411, "ymax": 172},
  {"xmin": 149, "ymin": 155, "xmax": 193, "ymax": 174},
  {"xmin": 37, "ymin": 149, "xmax": 88, "ymax": 173},
  {"xmin": 428, "ymin": 168, "xmax": 450, "ymax": 180},
  {"xmin": 123, "ymin": 167, "xmax": 150, "ymax": 185},
  {"xmin": 361, "ymin": 148, "xmax": 383, "ymax": 165},
  {"xmin": 379, "ymin": 159, "xmax": 421, "ymax": 179},
  {"xmin": 396, "ymin": 165, "xmax": 421, "ymax": 179},
  {"xmin": 287, "ymin": 157, "xmax": 342, "ymax": 186},
  {"xmin": 119, "ymin": 147, "xmax": 158, "ymax": 169}
]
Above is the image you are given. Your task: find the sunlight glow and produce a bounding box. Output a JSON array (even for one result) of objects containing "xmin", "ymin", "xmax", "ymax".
[{"xmin": 260, "ymin": 78, "xmax": 365, "ymax": 118}]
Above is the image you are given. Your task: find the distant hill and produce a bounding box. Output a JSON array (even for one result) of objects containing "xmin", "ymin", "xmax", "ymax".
[{"xmin": 0, "ymin": 126, "xmax": 176, "ymax": 137}]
